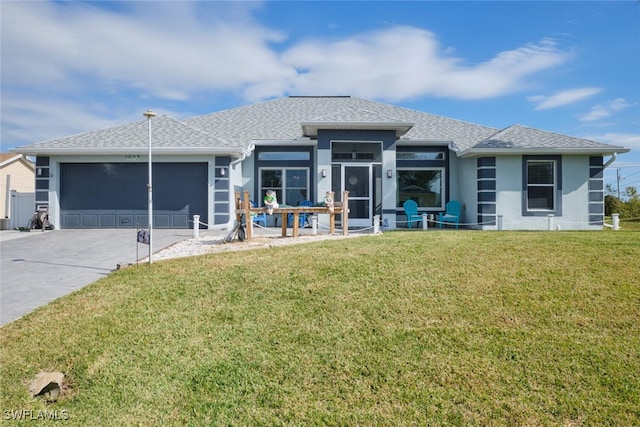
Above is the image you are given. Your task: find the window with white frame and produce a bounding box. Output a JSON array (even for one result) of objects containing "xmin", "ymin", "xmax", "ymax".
[
  {"xmin": 259, "ymin": 168, "xmax": 309, "ymax": 206},
  {"xmin": 397, "ymin": 168, "xmax": 444, "ymax": 209},
  {"xmin": 523, "ymin": 155, "xmax": 564, "ymax": 215},
  {"xmin": 526, "ymin": 160, "xmax": 555, "ymax": 210}
]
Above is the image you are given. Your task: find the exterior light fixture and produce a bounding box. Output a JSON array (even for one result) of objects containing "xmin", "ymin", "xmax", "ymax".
[
  {"xmin": 143, "ymin": 109, "xmax": 156, "ymax": 264},
  {"xmin": 387, "ymin": 169, "xmax": 393, "ymax": 178},
  {"xmin": 321, "ymin": 169, "xmax": 327, "ymax": 178},
  {"xmin": 220, "ymin": 167, "xmax": 226, "ymax": 177}
]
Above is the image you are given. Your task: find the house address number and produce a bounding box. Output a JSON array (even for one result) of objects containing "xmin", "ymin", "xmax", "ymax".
[{"xmin": 125, "ymin": 155, "xmax": 141, "ymax": 160}]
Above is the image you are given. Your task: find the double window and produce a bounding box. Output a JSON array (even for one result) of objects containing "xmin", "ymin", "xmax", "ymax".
[
  {"xmin": 255, "ymin": 148, "xmax": 312, "ymax": 207},
  {"xmin": 523, "ymin": 156, "xmax": 562, "ymax": 215},
  {"xmin": 259, "ymin": 168, "xmax": 309, "ymax": 206}
]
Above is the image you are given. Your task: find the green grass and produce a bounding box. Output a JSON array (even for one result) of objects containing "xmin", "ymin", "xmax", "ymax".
[{"xmin": 1, "ymin": 230, "xmax": 639, "ymax": 425}]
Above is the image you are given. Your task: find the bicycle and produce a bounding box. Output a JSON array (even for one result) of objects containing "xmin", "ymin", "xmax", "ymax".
[{"xmin": 223, "ymin": 217, "xmax": 246, "ymax": 244}]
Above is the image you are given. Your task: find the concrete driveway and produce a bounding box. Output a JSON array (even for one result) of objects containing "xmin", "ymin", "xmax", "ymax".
[{"xmin": 0, "ymin": 228, "xmax": 197, "ymax": 326}]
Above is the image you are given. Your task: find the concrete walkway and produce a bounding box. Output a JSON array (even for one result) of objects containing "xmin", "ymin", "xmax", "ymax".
[{"xmin": 0, "ymin": 228, "xmax": 202, "ymax": 326}]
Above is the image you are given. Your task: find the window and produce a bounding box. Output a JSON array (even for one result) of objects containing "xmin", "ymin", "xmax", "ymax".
[
  {"xmin": 397, "ymin": 169, "xmax": 444, "ymax": 209},
  {"xmin": 396, "ymin": 151, "xmax": 445, "ymax": 161},
  {"xmin": 258, "ymin": 152, "xmax": 310, "ymax": 161},
  {"xmin": 260, "ymin": 168, "xmax": 309, "ymax": 206},
  {"xmin": 526, "ymin": 161, "xmax": 555, "ymax": 210},
  {"xmin": 523, "ymin": 156, "xmax": 562, "ymax": 215}
]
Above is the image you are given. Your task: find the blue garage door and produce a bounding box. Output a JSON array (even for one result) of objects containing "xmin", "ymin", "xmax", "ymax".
[{"xmin": 60, "ymin": 163, "xmax": 207, "ymax": 229}]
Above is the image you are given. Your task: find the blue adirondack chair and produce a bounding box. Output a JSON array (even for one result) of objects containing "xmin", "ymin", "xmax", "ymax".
[
  {"xmin": 403, "ymin": 199, "xmax": 422, "ymax": 229},
  {"xmin": 250, "ymin": 200, "xmax": 267, "ymax": 227},
  {"xmin": 288, "ymin": 200, "xmax": 313, "ymax": 228},
  {"xmin": 438, "ymin": 200, "xmax": 462, "ymax": 229}
]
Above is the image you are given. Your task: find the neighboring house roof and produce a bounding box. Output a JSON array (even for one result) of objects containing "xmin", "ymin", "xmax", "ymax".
[
  {"xmin": 13, "ymin": 96, "xmax": 629, "ymax": 157},
  {"xmin": 0, "ymin": 153, "xmax": 35, "ymax": 170},
  {"xmin": 13, "ymin": 115, "xmax": 245, "ymax": 156}
]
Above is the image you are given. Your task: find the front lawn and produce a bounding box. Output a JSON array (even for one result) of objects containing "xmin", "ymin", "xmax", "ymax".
[{"xmin": 1, "ymin": 230, "xmax": 638, "ymax": 425}]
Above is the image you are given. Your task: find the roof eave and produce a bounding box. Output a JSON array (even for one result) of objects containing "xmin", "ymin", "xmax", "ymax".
[
  {"xmin": 11, "ymin": 146, "xmax": 247, "ymax": 157},
  {"xmin": 252, "ymin": 138, "xmax": 316, "ymax": 146},
  {"xmin": 457, "ymin": 147, "xmax": 631, "ymax": 158},
  {"xmin": 300, "ymin": 121, "xmax": 415, "ymax": 138}
]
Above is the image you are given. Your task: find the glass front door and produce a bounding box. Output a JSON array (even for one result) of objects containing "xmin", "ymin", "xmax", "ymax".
[{"xmin": 343, "ymin": 164, "xmax": 372, "ymax": 227}]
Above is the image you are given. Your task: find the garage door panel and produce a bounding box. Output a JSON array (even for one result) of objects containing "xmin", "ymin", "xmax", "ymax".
[
  {"xmin": 134, "ymin": 215, "xmax": 148, "ymax": 228},
  {"xmin": 82, "ymin": 215, "xmax": 98, "ymax": 227},
  {"xmin": 60, "ymin": 163, "xmax": 146, "ymax": 210},
  {"xmin": 119, "ymin": 215, "xmax": 136, "ymax": 228},
  {"xmin": 63, "ymin": 214, "xmax": 81, "ymax": 228},
  {"xmin": 155, "ymin": 214, "xmax": 170, "ymax": 228},
  {"xmin": 172, "ymin": 214, "xmax": 188, "ymax": 228},
  {"xmin": 60, "ymin": 163, "xmax": 208, "ymax": 228},
  {"xmin": 154, "ymin": 164, "xmax": 207, "ymax": 213},
  {"xmin": 100, "ymin": 215, "xmax": 116, "ymax": 227}
]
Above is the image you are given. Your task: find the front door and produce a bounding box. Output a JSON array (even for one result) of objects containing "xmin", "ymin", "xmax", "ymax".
[{"xmin": 342, "ymin": 164, "xmax": 372, "ymax": 227}]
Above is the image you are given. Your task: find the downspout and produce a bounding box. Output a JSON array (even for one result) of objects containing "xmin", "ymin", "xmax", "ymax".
[
  {"xmin": 230, "ymin": 142, "xmax": 255, "ymax": 167},
  {"xmin": 215, "ymin": 143, "xmax": 255, "ymax": 231},
  {"xmin": 448, "ymin": 141, "xmax": 459, "ymax": 154},
  {"xmin": 603, "ymin": 152, "xmax": 617, "ymax": 169}
]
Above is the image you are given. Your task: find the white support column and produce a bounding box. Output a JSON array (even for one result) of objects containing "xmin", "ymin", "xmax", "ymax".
[
  {"xmin": 193, "ymin": 215, "xmax": 200, "ymax": 238},
  {"xmin": 547, "ymin": 214, "xmax": 554, "ymax": 231},
  {"xmin": 612, "ymin": 213, "xmax": 620, "ymax": 231},
  {"xmin": 311, "ymin": 215, "xmax": 318, "ymax": 235},
  {"xmin": 373, "ymin": 215, "xmax": 380, "ymax": 234},
  {"xmin": 422, "ymin": 213, "xmax": 428, "ymax": 230}
]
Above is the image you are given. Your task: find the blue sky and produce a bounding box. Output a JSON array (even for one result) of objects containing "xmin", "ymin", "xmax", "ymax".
[{"xmin": 2, "ymin": 1, "xmax": 639, "ymax": 194}]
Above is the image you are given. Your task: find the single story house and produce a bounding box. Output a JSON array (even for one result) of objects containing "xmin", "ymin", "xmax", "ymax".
[{"xmin": 13, "ymin": 96, "xmax": 630, "ymax": 231}]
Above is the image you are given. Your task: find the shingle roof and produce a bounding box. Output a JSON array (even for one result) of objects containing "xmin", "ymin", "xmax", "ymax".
[
  {"xmin": 14, "ymin": 96, "xmax": 629, "ymax": 156},
  {"xmin": 464, "ymin": 124, "xmax": 626, "ymax": 154},
  {"xmin": 15, "ymin": 115, "xmax": 241, "ymax": 154},
  {"xmin": 185, "ymin": 96, "xmax": 499, "ymax": 150}
]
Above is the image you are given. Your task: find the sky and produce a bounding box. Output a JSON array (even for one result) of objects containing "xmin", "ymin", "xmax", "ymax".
[{"xmin": 1, "ymin": 1, "xmax": 639, "ymax": 195}]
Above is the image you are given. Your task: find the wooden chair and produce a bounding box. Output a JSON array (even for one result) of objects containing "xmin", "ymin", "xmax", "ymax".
[
  {"xmin": 438, "ymin": 200, "xmax": 462, "ymax": 229},
  {"xmin": 402, "ymin": 199, "xmax": 422, "ymax": 229}
]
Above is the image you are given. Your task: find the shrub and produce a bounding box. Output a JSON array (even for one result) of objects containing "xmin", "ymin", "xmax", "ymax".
[{"xmin": 605, "ymin": 194, "xmax": 622, "ymax": 216}]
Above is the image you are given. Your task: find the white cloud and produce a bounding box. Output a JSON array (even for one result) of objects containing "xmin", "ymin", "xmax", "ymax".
[
  {"xmin": 578, "ymin": 98, "xmax": 633, "ymax": 122},
  {"xmin": 0, "ymin": 91, "xmax": 183, "ymax": 149},
  {"xmin": 274, "ymin": 28, "xmax": 570, "ymax": 101},
  {"xmin": 526, "ymin": 87, "xmax": 602, "ymax": 110},
  {"xmin": 1, "ymin": 93, "xmax": 125, "ymax": 148},
  {"xmin": 1, "ymin": 2, "xmax": 575, "ymax": 147},
  {"xmin": 585, "ymin": 132, "xmax": 640, "ymax": 151},
  {"xmin": 2, "ymin": 3, "xmax": 572, "ymax": 104},
  {"xmin": 1, "ymin": 1, "xmax": 292, "ymax": 101}
]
